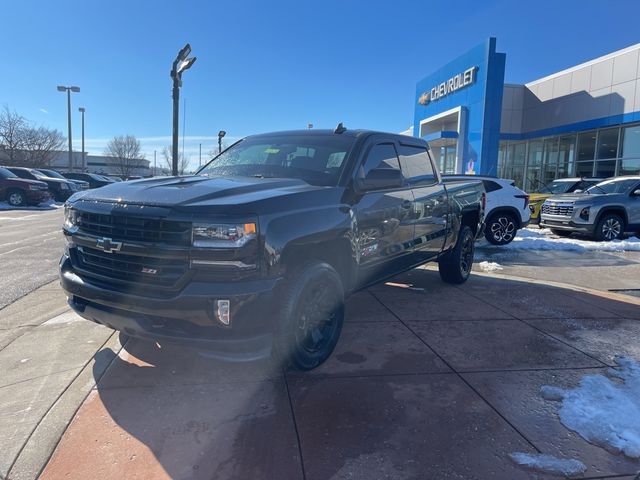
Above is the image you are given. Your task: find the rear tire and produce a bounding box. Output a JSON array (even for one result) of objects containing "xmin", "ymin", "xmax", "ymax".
[
  {"xmin": 7, "ymin": 189, "xmax": 26, "ymax": 207},
  {"xmin": 550, "ymin": 229, "xmax": 573, "ymax": 237},
  {"xmin": 594, "ymin": 213, "xmax": 624, "ymax": 241},
  {"xmin": 439, "ymin": 226, "xmax": 475, "ymax": 284},
  {"xmin": 275, "ymin": 261, "xmax": 345, "ymax": 370},
  {"xmin": 484, "ymin": 213, "xmax": 517, "ymax": 245}
]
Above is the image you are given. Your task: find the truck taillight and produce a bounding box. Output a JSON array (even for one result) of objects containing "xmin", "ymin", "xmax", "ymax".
[
  {"xmin": 515, "ymin": 194, "xmax": 529, "ymax": 209},
  {"xmin": 481, "ymin": 192, "xmax": 486, "ymax": 212}
]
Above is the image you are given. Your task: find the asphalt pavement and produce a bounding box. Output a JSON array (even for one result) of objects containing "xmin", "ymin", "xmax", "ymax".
[{"xmin": 0, "ymin": 207, "xmax": 65, "ymax": 309}]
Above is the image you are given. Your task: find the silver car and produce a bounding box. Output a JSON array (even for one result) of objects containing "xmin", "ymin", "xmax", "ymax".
[{"xmin": 539, "ymin": 176, "xmax": 640, "ymax": 241}]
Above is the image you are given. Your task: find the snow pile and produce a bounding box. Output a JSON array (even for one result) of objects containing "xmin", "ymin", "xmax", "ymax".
[
  {"xmin": 0, "ymin": 200, "xmax": 63, "ymax": 211},
  {"xmin": 541, "ymin": 357, "xmax": 640, "ymax": 459},
  {"xmin": 509, "ymin": 452, "xmax": 586, "ymax": 476},
  {"xmin": 478, "ymin": 261, "xmax": 503, "ymax": 272},
  {"xmin": 497, "ymin": 228, "xmax": 640, "ymax": 252}
]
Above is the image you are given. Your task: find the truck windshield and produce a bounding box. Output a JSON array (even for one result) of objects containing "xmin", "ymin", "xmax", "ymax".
[
  {"xmin": 0, "ymin": 167, "xmax": 18, "ymax": 179},
  {"xmin": 586, "ymin": 178, "xmax": 639, "ymax": 194},
  {"xmin": 197, "ymin": 134, "xmax": 356, "ymax": 186},
  {"xmin": 537, "ymin": 180, "xmax": 576, "ymax": 194}
]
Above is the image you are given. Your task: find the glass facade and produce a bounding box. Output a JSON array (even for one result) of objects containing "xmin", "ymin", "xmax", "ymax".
[{"xmin": 498, "ymin": 123, "xmax": 640, "ymax": 190}]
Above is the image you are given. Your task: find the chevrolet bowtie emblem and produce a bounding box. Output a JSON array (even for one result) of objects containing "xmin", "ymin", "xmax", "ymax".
[{"xmin": 95, "ymin": 237, "xmax": 122, "ymax": 254}]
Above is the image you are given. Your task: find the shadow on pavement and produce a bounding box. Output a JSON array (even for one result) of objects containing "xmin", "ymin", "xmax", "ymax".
[{"xmin": 40, "ymin": 269, "xmax": 640, "ymax": 480}]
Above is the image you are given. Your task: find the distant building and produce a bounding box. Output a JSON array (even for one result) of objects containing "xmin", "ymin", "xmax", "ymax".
[{"xmin": 48, "ymin": 151, "xmax": 150, "ymax": 176}]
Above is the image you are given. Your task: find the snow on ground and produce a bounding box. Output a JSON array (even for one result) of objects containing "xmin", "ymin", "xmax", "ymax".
[
  {"xmin": 509, "ymin": 452, "xmax": 586, "ymax": 477},
  {"xmin": 541, "ymin": 357, "xmax": 640, "ymax": 459},
  {"xmin": 0, "ymin": 200, "xmax": 64, "ymax": 211},
  {"xmin": 478, "ymin": 261, "xmax": 504, "ymax": 272},
  {"xmin": 483, "ymin": 228, "xmax": 640, "ymax": 253}
]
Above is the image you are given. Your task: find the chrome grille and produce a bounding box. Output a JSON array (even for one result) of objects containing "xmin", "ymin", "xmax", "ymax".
[
  {"xmin": 541, "ymin": 203, "xmax": 574, "ymax": 216},
  {"xmin": 76, "ymin": 211, "xmax": 191, "ymax": 246},
  {"xmin": 73, "ymin": 246, "xmax": 187, "ymax": 288}
]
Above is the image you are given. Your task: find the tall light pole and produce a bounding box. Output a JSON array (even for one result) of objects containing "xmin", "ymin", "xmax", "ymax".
[
  {"xmin": 57, "ymin": 86, "xmax": 80, "ymax": 172},
  {"xmin": 170, "ymin": 44, "xmax": 196, "ymax": 176},
  {"xmin": 78, "ymin": 107, "xmax": 85, "ymax": 171},
  {"xmin": 218, "ymin": 130, "xmax": 226, "ymax": 154}
]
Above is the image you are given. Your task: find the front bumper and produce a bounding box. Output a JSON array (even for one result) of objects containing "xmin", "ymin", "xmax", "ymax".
[
  {"xmin": 26, "ymin": 190, "xmax": 50, "ymax": 204},
  {"xmin": 60, "ymin": 254, "xmax": 282, "ymax": 361},
  {"xmin": 539, "ymin": 216, "xmax": 594, "ymax": 234}
]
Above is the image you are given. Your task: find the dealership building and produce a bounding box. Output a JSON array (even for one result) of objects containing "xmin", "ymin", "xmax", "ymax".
[{"xmin": 403, "ymin": 38, "xmax": 640, "ymax": 190}]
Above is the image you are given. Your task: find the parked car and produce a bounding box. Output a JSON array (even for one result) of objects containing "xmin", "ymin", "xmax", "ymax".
[
  {"xmin": 62, "ymin": 172, "xmax": 112, "ymax": 189},
  {"xmin": 528, "ymin": 177, "xmax": 603, "ymax": 224},
  {"xmin": 445, "ymin": 175, "xmax": 530, "ymax": 245},
  {"xmin": 6, "ymin": 166, "xmax": 77, "ymax": 201},
  {"xmin": 35, "ymin": 169, "xmax": 89, "ymax": 190},
  {"xmin": 106, "ymin": 175, "xmax": 123, "ymax": 182},
  {"xmin": 0, "ymin": 167, "xmax": 50, "ymax": 206},
  {"xmin": 540, "ymin": 176, "xmax": 640, "ymax": 240},
  {"xmin": 60, "ymin": 127, "xmax": 485, "ymax": 370}
]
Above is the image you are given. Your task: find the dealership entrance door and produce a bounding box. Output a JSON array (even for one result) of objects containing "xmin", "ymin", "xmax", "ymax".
[
  {"xmin": 418, "ymin": 106, "xmax": 467, "ymax": 175},
  {"xmin": 430, "ymin": 140, "xmax": 457, "ymax": 175}
]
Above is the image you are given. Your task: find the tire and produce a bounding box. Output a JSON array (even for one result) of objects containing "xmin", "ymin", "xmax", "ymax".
[
  {"xmin": 484, "ymin": 213, "xmax": 518, "ymax": 245},
  {"xmin": 275, "ymin": 261, "xmax": 345, "ymax": 370},
  {"xmin": 594, "ymin": 213, "xmax": 624, "ymax": 241},
  {"xmin": 550, "ymin": 229, "xmax": 573, "ymax": 237},
  {"xmin": 7, "ymin": 189, "xmax": 26, "ymax": 207},
  {"xmin": 438, "ymin": 226, "xmax": 475, "ymax": 284}
]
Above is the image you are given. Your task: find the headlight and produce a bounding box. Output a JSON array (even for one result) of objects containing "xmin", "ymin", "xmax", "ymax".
[
  {"xmin": 60, "ymin": 183, "xmax": 70, "ymax": 190},
  {"xmin": 64, "ymin": 206, "xmax": 79, "ymax": 230},
  {"xmin": 192, "ymin": 222, "xmax": 257, "ymax": 248},
  {"xmin": 28, "ymin": 184, "xmax": 40, "ymax": 190}
]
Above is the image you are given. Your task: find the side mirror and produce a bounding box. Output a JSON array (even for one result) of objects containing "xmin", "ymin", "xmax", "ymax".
[
  {"xmin": 632, "ymin": 189, "xmax": 640, "ymax": 197},
  {"xmin": 357, "ymin": 168, "xmax": 403, "ymax": 191}
]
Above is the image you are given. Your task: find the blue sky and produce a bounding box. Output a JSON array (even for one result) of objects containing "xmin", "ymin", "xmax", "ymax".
[{"xmin": 1, "ymin": 0, "xmax": 639, "ymax": 169}]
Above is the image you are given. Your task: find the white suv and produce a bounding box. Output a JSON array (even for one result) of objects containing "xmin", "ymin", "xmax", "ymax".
[{"xmin": 444, "ymin": 176, "xmax": 531, "ymax": 245}]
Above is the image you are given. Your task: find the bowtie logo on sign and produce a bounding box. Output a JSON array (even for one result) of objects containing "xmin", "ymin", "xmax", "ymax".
[{"xmin": 418, "ymin": 66, "xmax": 479, "ymax": 106}]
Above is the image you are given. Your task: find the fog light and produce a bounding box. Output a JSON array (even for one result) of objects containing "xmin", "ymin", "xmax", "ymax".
[
  {"xmin": 216, "ymin": 299, "xmax": 231, "ymax": 326},
  {"xmin": 579, "ymin": 207, "xmax": 590, "ymax": 220}
]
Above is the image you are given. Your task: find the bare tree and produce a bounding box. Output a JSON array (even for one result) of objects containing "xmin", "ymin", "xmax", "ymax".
[
  {"xmin": 19, "ymin": 126, "xmax": 66, "ymax": 168},
  {"xmin": 161, "ymin": 146, "xmax": 190, "ymax": 175},
  {"xmin": 104, "ymin": 135, "xmax": 145, "ymax": 178},
  {"xmin": 0, "ymin": 106, "xmax": 28, "ymax": 164}
]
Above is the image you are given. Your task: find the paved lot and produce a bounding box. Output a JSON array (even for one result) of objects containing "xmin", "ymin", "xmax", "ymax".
[
  {"xmin": 32, "ymin": 269, "xmax": 640, "ymax": 480},
  {"xmin": 0, "ymin": 207, "xmax": 64, "ymax": 308}
]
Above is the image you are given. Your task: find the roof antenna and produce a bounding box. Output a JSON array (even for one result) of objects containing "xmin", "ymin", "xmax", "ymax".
[{"xmin": 334, "ymin": 122, "xmax": 347, "ymax": 134}]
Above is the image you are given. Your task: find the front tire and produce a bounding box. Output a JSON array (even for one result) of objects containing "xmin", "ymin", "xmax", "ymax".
[
  {"xmin": 275, "ymin": 262, "xmax": 345, "ymax": 370},
  {"xmin": 485, "ymin": 213, "xmax": 517, "ymax": 245},
  {"xmin": 7, "ymin": 189, "xmax": 26, "ymax": 207},
  {"xmin": 439, "ymin": 226, "xmax": 475, "ymax": 284},
  {"xmin": 595, "ymin": 213, "xmax": 624, "ymax": 241}
]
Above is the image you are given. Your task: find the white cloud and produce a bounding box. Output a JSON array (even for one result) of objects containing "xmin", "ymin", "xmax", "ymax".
[{"xmin": 39, "ymin": 108, "xmax": 49, "ymax": 114}]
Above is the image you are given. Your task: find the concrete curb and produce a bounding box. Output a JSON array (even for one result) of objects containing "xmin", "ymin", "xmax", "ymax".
[{"xmin": 6, "ymin": 332, "xmax": 124, "ymax": 480}]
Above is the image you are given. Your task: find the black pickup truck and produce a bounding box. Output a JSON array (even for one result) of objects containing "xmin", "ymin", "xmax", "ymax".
[{"xmin": 60, "ymin": 128, "xmax": 484, "ymax": 369}]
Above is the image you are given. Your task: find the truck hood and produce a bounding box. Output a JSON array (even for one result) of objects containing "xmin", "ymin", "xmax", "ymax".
[{"xmin": 69, "ymin": 175, "xmax": 323, "ymax": 207}]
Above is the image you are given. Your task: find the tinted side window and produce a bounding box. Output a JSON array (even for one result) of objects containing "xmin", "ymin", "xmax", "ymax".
[
  {"xmin": 361, "ymin": 143, "xmax": 400, "ymax": 177},
  {"xmin": 482, "ymin": 180, "xmax": 502, "ymax": 192},
  {"xmin": 398, "ymin": 145, "xmax": 435, "ymax": 184}
]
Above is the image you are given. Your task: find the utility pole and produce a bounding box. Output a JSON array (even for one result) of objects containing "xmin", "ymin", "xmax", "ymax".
[
  {"xmin": 170, "ymin": 44, "xmax": 196, "ymax": 176},
  {"xmin": 199, "ymin": 143, "xmax": 202, "ymax": 167},
  {"xmin": 218, "ymin": 130, "xmax": 226, "ymax": 154},
  {"xmin": 153, "ymin": 150, "xmax": 157, "ymax": 175},
  {"xmin": 57, "ymin": 86, "xmax": 80, "ymax": 172},
  {"xmin": 79, "ymin": 107, "xmax": 85, "ymax": 171}
]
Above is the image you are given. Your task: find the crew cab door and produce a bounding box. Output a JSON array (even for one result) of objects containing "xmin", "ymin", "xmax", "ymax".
[
  {"xmin": 353, "ymin": 140, "xmax": 416, "ymax": 286},
  {"xmin": 398, "ymin": 143, "xmax": 449, "ymax": 261}
]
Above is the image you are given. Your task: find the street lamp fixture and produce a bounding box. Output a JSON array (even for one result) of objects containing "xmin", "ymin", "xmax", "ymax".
[
  {"xmin": 57, "ymin": 85, "xmax": 80, "ymax": 172},
  {"xmin": 170, "ymin": 43, "xmax": 197, "ymax": 176},
  {"xmin": 218, "ymin": 130, "xmax": 226, "ymax": 154}
]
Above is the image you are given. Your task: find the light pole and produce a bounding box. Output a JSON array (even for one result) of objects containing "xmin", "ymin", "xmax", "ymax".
[
  {"xmin": 170, "ymin": 44, "xmax": 196, "ymax": 176},
  {"xmin": 78, "ymin": 107, "xmax": 85, "ymax": 171},
  {"xmin": 199, "ymin": 143, "xmax": 202, "ymax": 167},
  {"xmin": 218, "ymin": 130, "xmax": 226, "ymax": 154},
  {"xmin": 57, "ymin": 86, "xmax": 80, "ymax": 172}
]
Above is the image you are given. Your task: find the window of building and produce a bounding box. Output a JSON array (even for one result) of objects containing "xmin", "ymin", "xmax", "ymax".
[
  {"xmin": 596, "ymin": 128, "xmax": 619, "ymax": 159},
  {"xmin": 594, "ymin": 160, "xmax": 616, "ymax": 178},
  {"xmin": 577, "ymin": 132, "xmax": 597, "ymax": 161},
  {"xmin": 511, "ymin": 142, "xmax": 526, "ymax": 165},
  {"xmin": 575, "ymin": 161, "xmax": 594, "ymax": 177},
  {"xmin": 558, "ymin": 135, "xmax": 576, "ymax": 178},
  {"xmin": 619, "ymin": 158, "xmax": 640, "ymax": 176},
  {"xmin": 621, "ymin": 125, "xmax": 640, "ymax": 158},
  {"xmin": 398, "ymin": 144, "xmax": 435, "ymax": 184}
]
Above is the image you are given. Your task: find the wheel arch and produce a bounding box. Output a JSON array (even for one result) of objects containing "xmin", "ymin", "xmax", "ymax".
[
  {"xmin": 486, "ymin": 206, "xmax": 522, "ymax": 225},
  {"xmin": 595, "ymin": 206, "xmax": 628, "ymax": 228}
]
